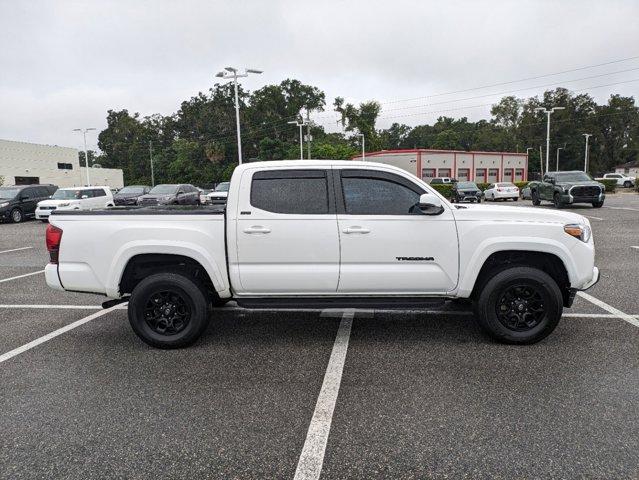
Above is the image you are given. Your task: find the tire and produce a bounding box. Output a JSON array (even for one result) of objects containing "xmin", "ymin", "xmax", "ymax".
[
  {"xmin": 10, "ymin": 208, "xmax": 23, "ymax": 223},
  {"xmin": 477, "ymin": 197, "xmax": 481, "ymax": 204},
  {"xmin": 592, "ymin": 200, "xmax": 604, "ymax": 208},
  {"xmin": 128, "ymin": 272, "xmax": 210, "ymax": 349},
  {"xmin": 513, "ymin": 197, "xmax": 518, "ymax": 202},
  {"xmin": 474, "ymin": 266, "xmax": 563, "ymax": 344},
  {"xmin": 531, "ymin": 190, "xmax": 541, "ymax": 206},
  {"xmin": 553, "ymin": 193, "xmax": 564, "ymax": 209},
  {"xmin": 623, "ymin": 181, "xmax": 631, "ymax": 188},
  {"xmin": 40, "ymin": 219, "xmax": 48, "ymax": 223}
]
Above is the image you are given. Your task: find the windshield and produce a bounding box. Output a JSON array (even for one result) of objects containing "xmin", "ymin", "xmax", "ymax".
[
  {"xmin": 118, "ymin": 186, "xmax": 145, "ymax": 194},
  {"xmin": 149, "ymin": 185, "xmax": 178, "ymax": 194},
  {"xmin": 215, "ymin": 182, "xmax": 230, "ymax": 192},
  {"xmin": 52, "ymin": 189, "xmax": 82, "ymax": 200},
  {"xmin": 0, "ymin": 187, "xmax": 21, "ymax": 199},
  {"xmin": 555, "ymin": 172, "xmax": 594, "ymax": 182},
  {"xmin": 457, "ymin": 182, "xmax": 477, "ymax": 189}
]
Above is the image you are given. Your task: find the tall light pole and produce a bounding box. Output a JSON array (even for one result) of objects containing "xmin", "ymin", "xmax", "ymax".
[
  {"xmin": 148, "ymin": 141, "xmax": 155, "ymax": 186},
  {"xmin": 288, "ymin": 120, "xmax": 307, "ymax": 160},
  {"xmin": 583, "ymin": 133, "xmax": 592, "ymax": 172},
  {"xmin": 556, "ymin": 147, "xmax": 564, "ymax": 171},
  {"xmin": 215, "ymin": 67, "xmax": 263, "ymax": 165},
  {"xmin": 539, "ymin": 146, "xmax": 544, "ymax": 176},
  {"xmin": 526, "ymin": 147, "xmax": 533, "ymax": 179},
  {"xmin": 73, "ymin": 127, "xmax": 96, "ymax": 185},
  {"xmin": 535, "ymin": 106, "xmax": 565, "ymax": 173},
  {"xmin": 357, "ymin": 133, "xmax": 365, "ymax": 161},
  {"xmin": 305, "ymin": 109, "xmax": 312, "ymax": 159}
]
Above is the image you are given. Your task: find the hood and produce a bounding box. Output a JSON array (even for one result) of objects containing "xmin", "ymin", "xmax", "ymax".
[
  {"xmin": 140, "ymin": 193, "xmax": 175, "ymax": 200},
  {"xmin": 556, "ymin": 180, "xmax": 603, "ymax": 188},
  {"xmin": 114, "ymin": 192, "xmax": 142, "ymax": 199},
  {"xmin": 452, "ymin": 204, "xmax": 586, "ymax": 225}
]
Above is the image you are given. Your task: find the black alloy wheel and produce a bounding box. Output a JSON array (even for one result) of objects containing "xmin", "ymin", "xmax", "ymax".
[
  {"xmin": 144, "ymin": 290, "xmax": 191, "ymax": 335},
  {"xmin": 495, "ymin": 284, "xmax": 545, "ymax": 331},
  {"xmin": 553, "ymin": 193, "xmax": 564, "ymax": 209}
]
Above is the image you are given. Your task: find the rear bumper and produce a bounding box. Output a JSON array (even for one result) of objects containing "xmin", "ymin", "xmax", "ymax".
[{"xmin": 45, "ymin": 263, "xmax": 64, "ymax": 291}]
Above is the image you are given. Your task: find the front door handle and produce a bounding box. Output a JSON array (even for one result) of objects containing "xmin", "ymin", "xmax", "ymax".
[
  {"xmin": 343, "ymin": 226, "xmax": 371, "ymax": 234},
  {"xmin": 243, "ymin": 225, "xmax": 271, "ymax": 234}
]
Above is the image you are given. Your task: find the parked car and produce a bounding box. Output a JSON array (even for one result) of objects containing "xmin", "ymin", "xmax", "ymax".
[
  {"xmin": 35, "ymin": 186, "xmax": 114, "ymax": 221},
  {"xmin": 520, "ymin": 185, "xmax": 532, "ymax": 200},
  {"xmin": 0, "ymin": 184, "xmax": 58, "ymax": 223},
  {"xmin": 484, "ymin": 182, "xmax": 520, "ymax": 201},
  {"xmin": 206, "ymin": 182, "xmax": 230, "ymax": 205},
  {"xmin": 45, "ymin": 160, "xmax": 599, "ymax": 349},
  {"xmin": 450, "ymin": 181, "xmax": 482, "ymax": 203},
  {"xmin": 198, "ymin": 188, "xmax": 212, "ymax": 205},
  {"xmin": 429, "ymin": 177, "xmax": 456, "ymax": 185},
  {"xmin": 137, "ymin": 184, "xmax": 200, "ymax": 206},
  {"xmin": 595, "ymin": 172, "xmax": 635, "ymax": 188},
  {"xmin": 113, "ymin": 185, "xmax": 150, "ymax": 206},
  {"xmin": 528, "ymin": 171, "xmax": 605, "ymax": 209}
]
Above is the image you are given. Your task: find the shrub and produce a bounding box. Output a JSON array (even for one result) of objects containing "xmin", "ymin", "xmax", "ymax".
[
  {"xmin": 514, "ymin": 181, "xmax": 529, "ymax": 190},
  {"xmin": 599, "ymin": 179, "xmax": 617, "ymax": 193},
  {"xmin": 429, "ymin": 184, "xmax": 454, "ymax": 198}
]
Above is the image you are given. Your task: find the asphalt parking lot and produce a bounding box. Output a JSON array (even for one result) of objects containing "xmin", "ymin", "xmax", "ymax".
[{"xmin": 0, "ymin": 195, "xmax": 637, "ymax": 479}]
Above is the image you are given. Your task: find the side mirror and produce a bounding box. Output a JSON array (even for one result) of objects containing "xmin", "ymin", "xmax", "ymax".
[
  {"xmin": 177, "ymin": 191, "xmax": 184, "ymax": 196},
  {"xmin": 19, "ymin": 195, "xmax": 28, "ymax": 201},
  {"xmin": 549, "ymin": 178, "xmax": 556, "ymax": 184},
  {"xmin": 81, "ymin": 195, "xmax": 89, "ymax": 199},
  {"xmin": 418, "ymin": 192, "xmax": 445, "ymax": 215}
]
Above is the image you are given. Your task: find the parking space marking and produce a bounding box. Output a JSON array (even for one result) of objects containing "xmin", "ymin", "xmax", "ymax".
[
  {"xmin": 0, "ymin": 304, "xmax": 123, "ymax": 364},
  {"xmin": 604, "ymin": 206, "xmax": 639, "ymax": 212},
  {"xmin": 582, "ymin": 215, "xmax": 603, "ymax": 221},
  {"xmin": 0, "ymin": 304, "xmax": 102, "ymax": 310},
  {"xmin": 631, "ymin": 246, "xmax": 639, "ymax": 250},
  {"xmin": 577, "ymin": 291, "xmax": 639, "ymax": 328},
  {"xmin": 294, "ymin": 311, "xmax": 354, "ymax": 480},
  {"xmin": 0, "ymin": 269, "xmax": 44, "ymax": 284},
  {"xmin": 0, "ymin": 247, "xmax": 33, "ymax": 254}
]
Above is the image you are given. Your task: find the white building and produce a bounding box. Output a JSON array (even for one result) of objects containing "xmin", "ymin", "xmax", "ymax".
[
  {"xmin": 0, "ymin": 139, "xmax": 124, "ymax": 188},
  {"xmin": 614, "ymin": 160, "xmax": 639, "ymax": 176},
  {"xmin": 352, "ymin": 148, "xmax": 529, "ymax": 183}
]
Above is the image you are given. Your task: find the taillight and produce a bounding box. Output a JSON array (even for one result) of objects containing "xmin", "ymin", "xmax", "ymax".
[{"xmin": 46, "ymin": 224, "xmax": 63, "ymax": 264}]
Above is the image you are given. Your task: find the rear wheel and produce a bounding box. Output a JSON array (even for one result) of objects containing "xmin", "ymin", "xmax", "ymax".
[
  {"xmin": 513, "ymin": 197, "xmax": 518, "ymax": 202},
  {"xmin": 623, "ymin": 181, "xmax": 631, "ymax": 188},
  {"xmin": 553, "ymin": 193, "xmax": 564, "ymax": 209},
  {"xmin": 474, "ymin": 266, "xmax": 562, "ymax": 344},
  {"xmin": 592, "ymin": 200, "xmax": 604, "ymax": 208},
  {"xmin": 128, "ymin": 272, "xmax": 210, "ymax": 349},
  {"xmin": 10, "ymin": 208, "xmax": 23, "ymax": 223},
  {"xmin": 531, "ymin": 190, "xmax": 541, "ymax": 206}
]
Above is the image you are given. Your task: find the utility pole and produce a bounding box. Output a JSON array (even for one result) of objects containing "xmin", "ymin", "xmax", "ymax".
[
  {"xmin": 305, "ymin": 109, "xmax": 312, "ymax": 159},
  {"xmin": 583, "ymin": 133, "xmax": 592, "ymax": 172},
  {"xmin": 288, "ymin": 120, "xmax": 308, "ymax": 160},
  {"xmin": 357, "ymin": 133, "xmax": 365, "ymax": 161},
  {"xmin": 526, "ymin": 147, "xmax": 533, "ymax": 179},
  {"xmin": 535, "ymin": 106, "xmax": 565, "ymax": 173},
  {"xmin": 72, "ymin": 127, "xmax": 96, "ymax": 186},
  {"xmin": 539, "ymin": 146, "xmax": 544, "ymax": 176},
  {"xmin": 149, "ymin": 141, "xmax": 155, "ymax": 186},
  {"xmin": 215, "ymin": 67, "xmax": 263, "ymax": 165},
  {"xmin": 556, "ymin": 147, "xmax": 564, "ymax": 171}
]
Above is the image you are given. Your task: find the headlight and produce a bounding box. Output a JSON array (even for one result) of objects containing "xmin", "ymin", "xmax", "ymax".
[
  {"xmin": 564, "ymin": 223, "xmax": 591, "ymax": 243},
  {"xmin": 564, "ymin": 186, "xmax": 570, "ymax": 193},
  {"xmin": 0, "ymin": 202, "xmax": 8, "ymax": 208}
]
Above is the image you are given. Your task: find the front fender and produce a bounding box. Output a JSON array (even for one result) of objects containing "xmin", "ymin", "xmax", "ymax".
[{"xmin": 105, "ymin": 240, "xmax": 229, "ymax": 298}]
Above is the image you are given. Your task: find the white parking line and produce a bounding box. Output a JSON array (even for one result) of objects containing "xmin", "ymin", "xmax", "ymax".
[
  {"xmin": 0, "ymin": 270, "xmax": 45, "ymax": 284},
  {"xmin": 582, "ymin": 215, "xmax": 603, "ymax": 221},
  {"xmin": 631, "ymin": 246, "xmax": 639, "ymax": 250},
  {"xmin": 294, "ymin": 311, "xmax": 354, "ymax": 480},
  {"xmin": 577, "ymin": 291, "xmax": 639, "ymax": 328},
  {"xmin": 0, "ymin": 304, "xmax": 124, "ymax": 364},
  {"xmin": 0, "ymin": 304, "xmax": 102, "ymax": 310},
  {"xmin": 0, "ymin": 247, "xmax": 33, "ymax": 254},
  {"xmin": 604, "ymin": 206, "xmax": 639, "ymax": 212}
]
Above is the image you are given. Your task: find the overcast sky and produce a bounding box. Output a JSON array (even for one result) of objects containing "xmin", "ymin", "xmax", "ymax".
[{"xmin": 1, "ymin": 0, "xmax": 639, "ymax": 152}]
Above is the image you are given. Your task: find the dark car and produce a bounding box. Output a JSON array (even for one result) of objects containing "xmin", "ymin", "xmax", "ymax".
[
  {"xmin": 137, "ymin": 184, "xmax": 200, "ymax": 206},
  {"xmin": 0, "ymin": 184, "xmax": 58, "ymax": 223},
  {"xmin": 113, "ymin": 185, "xmax": 151, "ymax": 206},
  {"xmin": 451, "ymin": 181, "xmax": 482, "ymax": 203},
  {"xmin": 528, "ymin": 171, "xmax": 605, "ymax": 208}
]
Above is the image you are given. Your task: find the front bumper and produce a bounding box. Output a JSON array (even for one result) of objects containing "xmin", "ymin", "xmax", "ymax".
[
  {"xmin": 35, "ymin": 208, "xmax": 53, "ymax": 219},
  {"xmin": 580, "ymin": 266, "xmax": 600, "ymax": 291},
  {"xmin": 561, "ymin": 187, "xmax": 605, "ymax": 204}
]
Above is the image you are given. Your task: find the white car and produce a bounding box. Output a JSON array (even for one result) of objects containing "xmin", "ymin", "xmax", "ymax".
[
  {"xmin": 484, "ymin": 182, "xmax": 520, "ymax": 201},
  {"xmin": 206, "ymin": 182, "xmax": 230, "ymax": 205},
  {"xmin": 601, "ymin": 173, "xmax": 635, "ymax": 188},
  {"xmin": 35, "ymin": 186, "xmax": 114, "ymax": 221},
  {"xmin": 46, "ymin": 160, "xmax": 598, "ymax": 349}
]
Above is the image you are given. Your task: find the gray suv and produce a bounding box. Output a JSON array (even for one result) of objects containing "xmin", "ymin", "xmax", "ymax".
[{"xmin": 137, "ymin": 184, "xmax": 200, "ymax": 206}]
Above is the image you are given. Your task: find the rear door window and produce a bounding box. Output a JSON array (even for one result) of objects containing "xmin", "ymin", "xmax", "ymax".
[{"xmin": 251, "ymin": 169, "xmax": 330, "ymax": 214}]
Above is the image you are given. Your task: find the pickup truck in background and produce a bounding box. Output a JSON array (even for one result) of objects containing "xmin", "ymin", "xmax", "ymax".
[
  {"xmin": 595, "ymin": 172, "xmax": 636, "ymax": 188},
  {"xmin": 45, "ymin": 161, "xmax": 599, "ymax": 349},
  {"xmin": 528, "ymin": 171, "xmax": 606, "ymax": 208}
]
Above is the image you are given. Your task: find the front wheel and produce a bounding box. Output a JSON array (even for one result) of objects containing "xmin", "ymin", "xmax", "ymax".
[
  {"xmin": 623, "ymin": 181, "xmax": 631, "ymax": 188},
  {"xmin": 531, "ymin": 190, "xmax": 541, "ymax": 206},
  {"xmin": 10, "ymin": 208, "xmax": 23, "ymax": 223},
  {"xmin": 474, "ymin": 266, "xmax": 563, "ymax": 344},
  {"xmin": 477, "ymin": 197, "xmax": 481, "ymax": 203},
  {"xmin": 592, "ymin": 200, "xmax": 604, "ymax": 208},
  {"xmin": 513, "ymin": 197, "xmax": 518, "ymax": 202},
  {"xmin": 553, "ymin": 193, "xmax": 564, "ymax": 209},
  {"xmin": 128, "ymin": 272, "xmax": 210, "ymax": 349}
]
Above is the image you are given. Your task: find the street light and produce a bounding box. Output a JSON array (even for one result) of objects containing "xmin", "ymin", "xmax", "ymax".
[
  {"xmin": 535, "ymin": 106, "xmax": 565, "ymax": 173},
  {"xmin": 215, "ymin": 67, "xmax": 263, "ymax": 165},
  {"xmin": 72, "ymin": 127, "xmax": 96, "ymax": 185},
  {"xmin": 288, "ymin": 120, "xmax": 308, "ymax": 160},
  {"xmin": 357, "ymin": 133, "xmax": 365, "ymax": 161},
  {"xmin": 556, "ymin": 147, "xmax": 564, "ymax": 171},
  {"xmin": 583, "ymin": 133, "xmax": 593, "ymax": 172}
]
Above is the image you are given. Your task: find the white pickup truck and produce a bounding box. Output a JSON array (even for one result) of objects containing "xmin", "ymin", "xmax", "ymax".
[{"xmin": 45, "ymin": 160, "xmax": 599, "ymax": 348}]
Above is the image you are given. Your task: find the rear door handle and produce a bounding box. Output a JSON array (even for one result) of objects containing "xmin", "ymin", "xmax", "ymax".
[
  {"xmin": 243, "ymin": 225, "xmax": 271, "ymax": 234},
  {"xmin": 343, "ymin": 226, "xmax": 371, "ymax": 234}
]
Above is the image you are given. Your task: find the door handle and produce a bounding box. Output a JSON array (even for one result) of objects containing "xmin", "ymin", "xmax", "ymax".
[
  {"xmin": 342, "ymin": 226, "xmax": 371, "ymax": 234},
  {"xmin": 243, "ymin": 225, "xmax": 271, "ymax": 234}
]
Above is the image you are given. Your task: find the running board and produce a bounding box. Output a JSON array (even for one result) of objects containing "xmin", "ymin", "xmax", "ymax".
[{"xmin": 235, "ymin": 296, "xmax": 447, "ymax": 310}]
